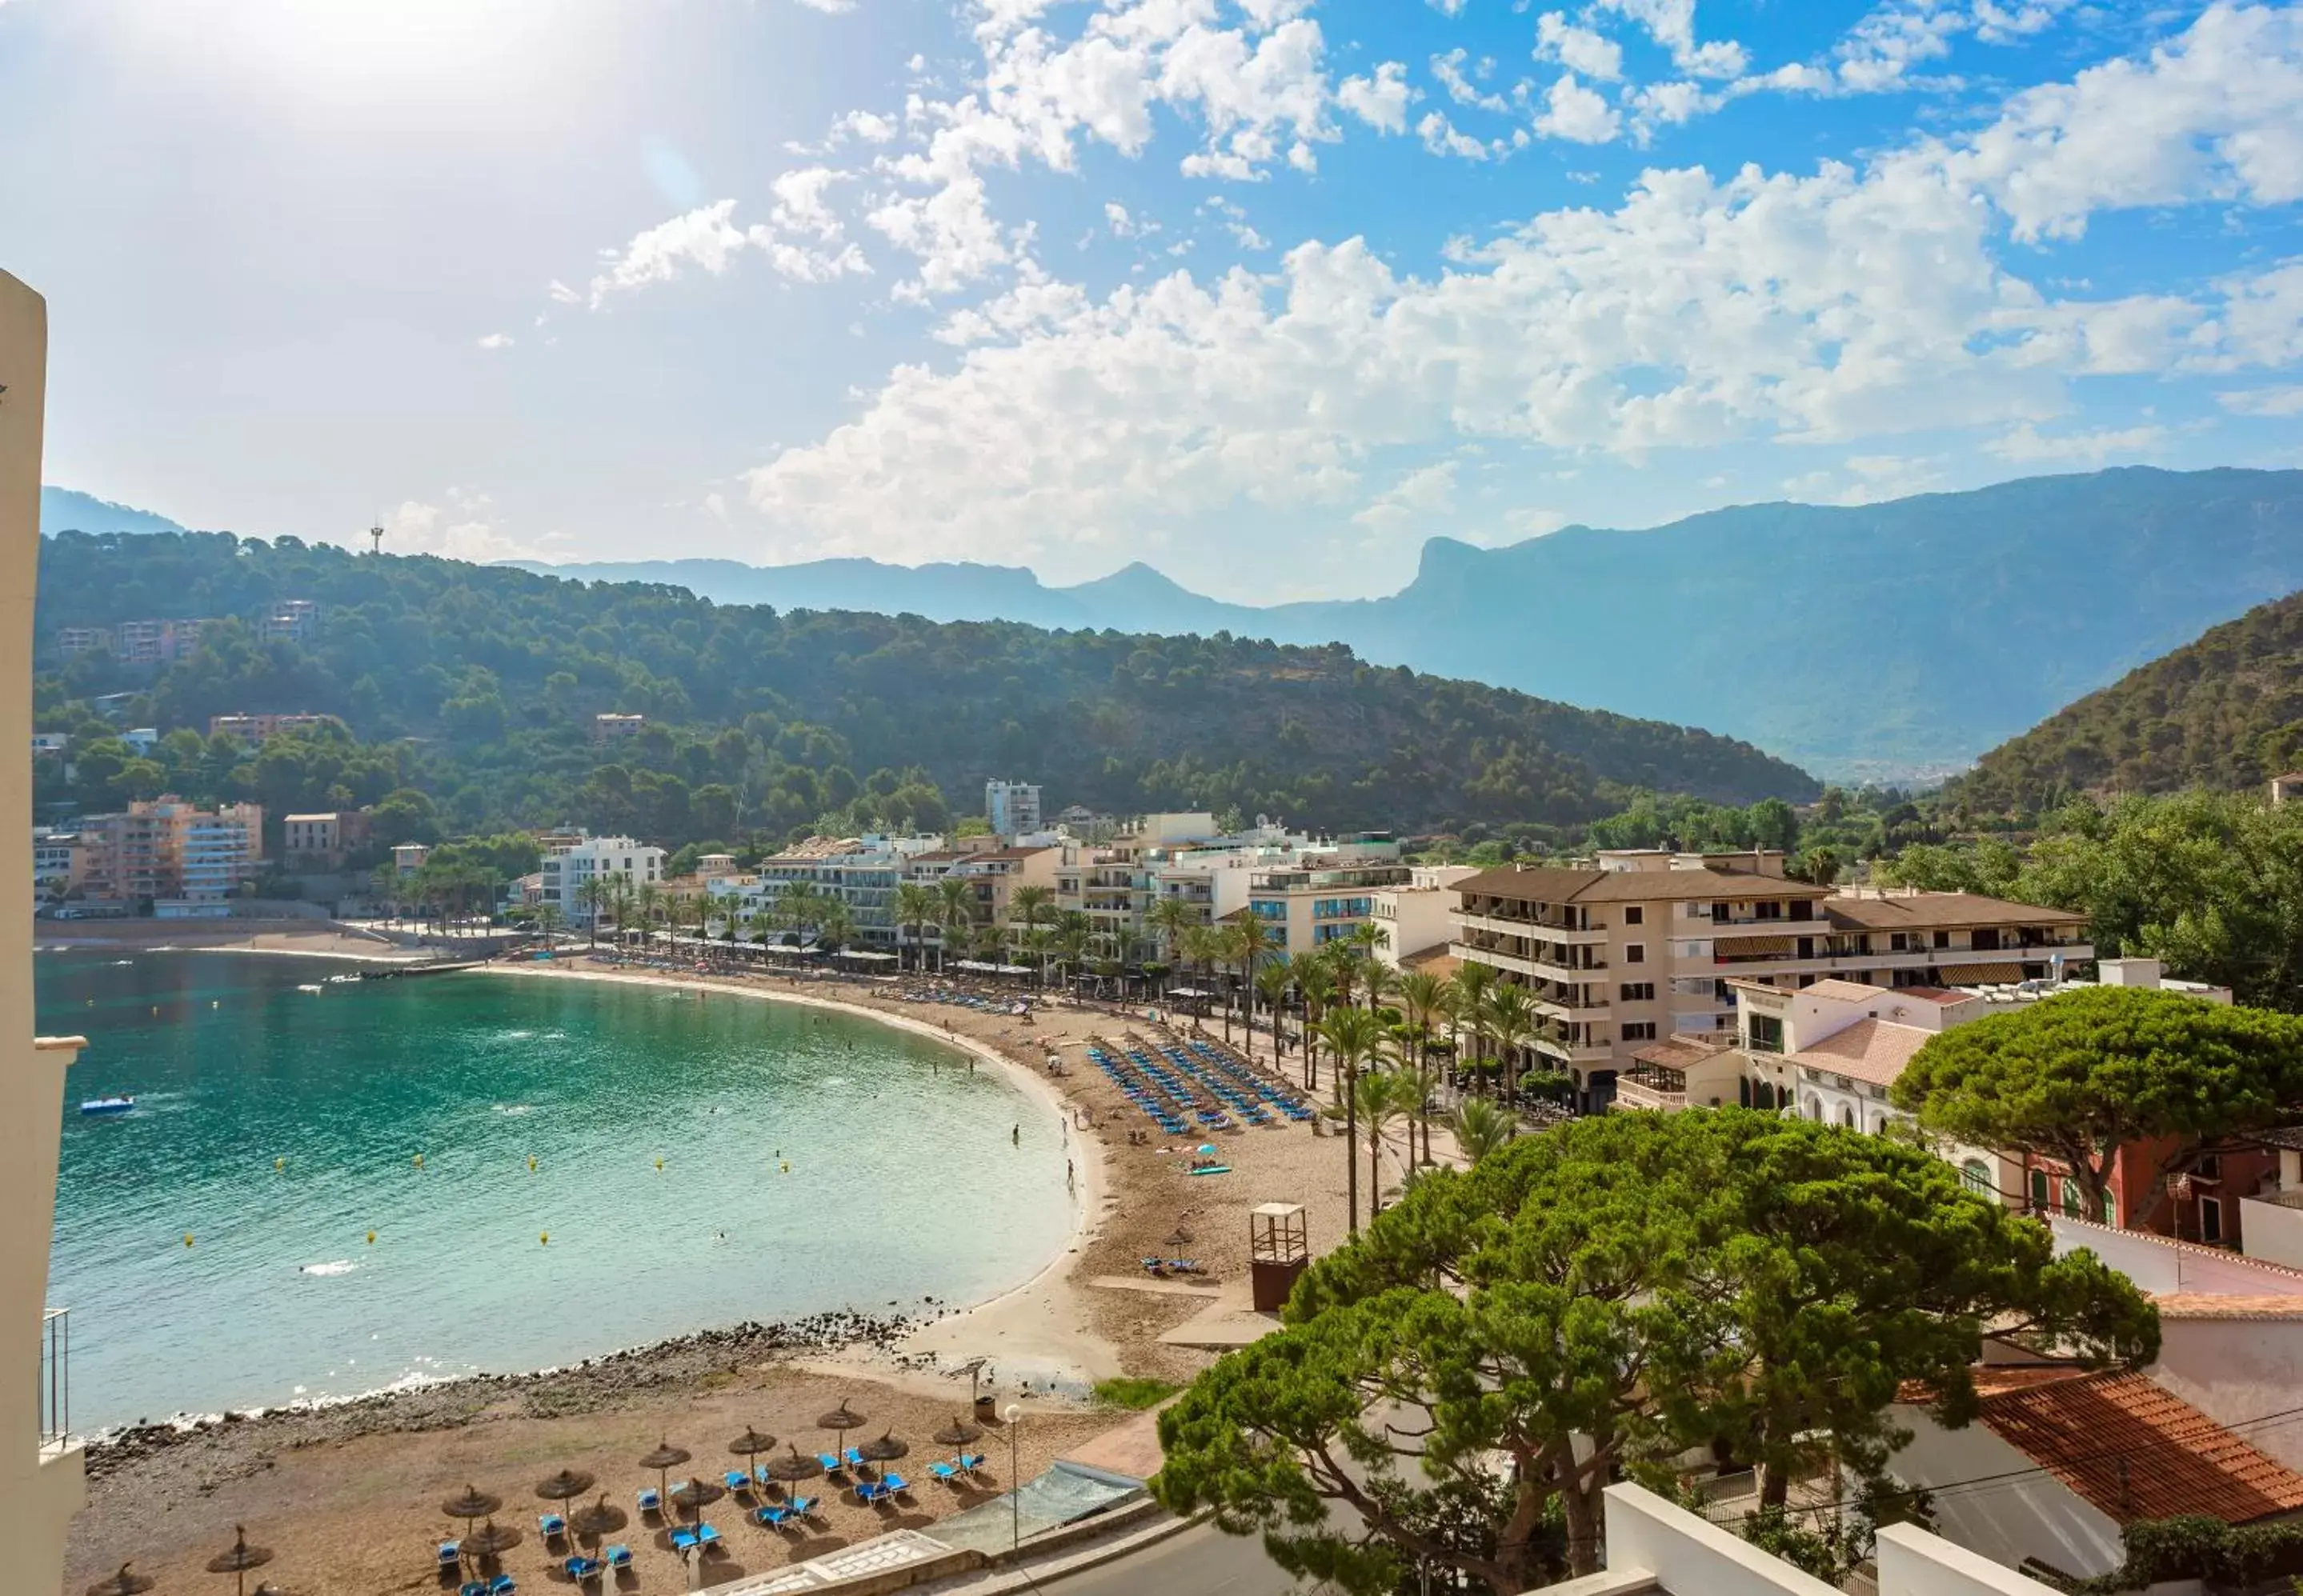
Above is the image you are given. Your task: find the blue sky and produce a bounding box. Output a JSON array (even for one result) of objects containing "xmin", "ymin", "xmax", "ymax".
[{"xmin": 2, "ymin": 0, "xmax": 2300, "ymax": 599}]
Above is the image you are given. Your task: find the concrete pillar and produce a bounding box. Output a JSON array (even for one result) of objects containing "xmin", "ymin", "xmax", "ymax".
[{"xmin": 0, "ymin": 267, "xmax": 87, "ymax": 1595}]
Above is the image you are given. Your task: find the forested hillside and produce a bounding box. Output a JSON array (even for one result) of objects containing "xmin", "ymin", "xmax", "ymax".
[
  {"xmin": 32, "ymin": 532, "xmax": 1814, "ymax": 843},
  {"xmin": 1949, "ymin": 589, "xmax": 2303, "ymax": 818}
]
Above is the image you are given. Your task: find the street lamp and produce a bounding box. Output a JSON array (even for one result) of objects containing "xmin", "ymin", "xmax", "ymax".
[{"xmin": 1004, "ymin": 1402, "xmax": 1022, "ymax": 1558}]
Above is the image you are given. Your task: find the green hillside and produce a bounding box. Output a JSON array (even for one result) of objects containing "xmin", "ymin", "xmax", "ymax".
[
  {"xmin": 32, "ymin": 532, "xmax": 1815, "ymax": 844},
  {"xmin": 1949, "ymin": 589, "xmax": 2303, "ymax": 818}
]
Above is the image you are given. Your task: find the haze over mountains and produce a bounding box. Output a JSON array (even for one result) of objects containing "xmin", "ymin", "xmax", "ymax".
[
  {"xmin": 44, "ymin": 469, "xmax": 2303, "ymax": 781},
  {"xmin": 514, "ymin": 469, "xmax": 2303, "ymax": 779}
]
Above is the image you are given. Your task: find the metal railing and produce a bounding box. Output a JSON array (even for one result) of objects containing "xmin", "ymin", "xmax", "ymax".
[{"xmin": 39, "ymin": 1307, "xmax": 68, "ymax": 1449}]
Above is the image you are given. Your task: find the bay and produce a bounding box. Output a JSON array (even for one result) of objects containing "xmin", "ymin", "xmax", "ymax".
[{"xmin": 40, "ymin": 953, "xmax": 1071, "ymax": 1430}]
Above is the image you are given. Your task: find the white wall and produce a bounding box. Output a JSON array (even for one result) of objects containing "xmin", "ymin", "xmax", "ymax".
[
  {"xmin": 2049, "ymin": 1214, "xmax": 2303, "ymax": 1295},
  {"xmin": 2240, "ymin": 1196, "xmax": 2303, "ymax": 1270},
  {"xmin": 2150, "ymin": 1318, "xmax": 2303, "ymax": 1473},
  {"xmin": 1888, "ymin": 1407, "xmax": 2125, "ymax": 1579}
]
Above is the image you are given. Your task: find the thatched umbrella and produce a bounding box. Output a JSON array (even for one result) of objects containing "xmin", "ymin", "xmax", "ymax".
[
  {"xmin": 86, "ymin": 1565, "xmax": 154, "ymax": 1596},
  {"xmin": 639, "ymin": 1438, "xmax": 691, "ymax": 1503},
  {"xmin": 571, "ymin": 1494, "xmax": 627, "ymax": 1540},
  {"xmin": 818, "ymin": 1398, "xmax": 867, "ymax": 1463},
  {"xmin": 728, "ymin": 1426, "xmax": 778, "ymax": 1493},
  {"xmin": 206, "ymin": 1526, "xmax": 274, "ymax": 1596},
  {"xmin": 857, "ymin": 1429, "xmax": 908, "ymax": 1466},
  {"xmin": 763, "ymin": 1446, "xmax": 822, "ymax": 1486},
  {"xmin": 668, "ymin": 1476, "xmax": 725, "ymax": 1526},
  {"xmin": 463, "ymin": 1520, "xmax": 522, "ymax": 1562},
  {"xmin": 441, "ymin": 1483, "xmax": 501, "ymax": 1537},
  {"xmin": 932, "ymin": 1417, "xmax": 983, "ymax": 1450},
  {"xmin": 535, "ymin": 1468, "xmax": 595, "ymax": 1530}
]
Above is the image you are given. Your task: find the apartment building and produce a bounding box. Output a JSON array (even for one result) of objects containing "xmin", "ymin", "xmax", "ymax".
[
  {"xmin": 1247, "ymin": 860, "xmax": 1414, "ymax": 957},
  {"xmin": 539, "ymin": 835, "xmax": 664, "ymax": 926},
  {"xmin": 1372, "ymin": 864, "xmax": 1476, "ymax": 967},
  {"xmin": 114, "ymin": 617, "xmax": 209, "ymax": 665},
  {"xmin": 984, "ymin": 778, "xmax": 1043, "ymax": 839},
  {"xmin": 208, "ymin": 711, "xmax": 339, "ymax": 742},
  {"xmin": 591, "ymin": 712, "xmax": 646, "ymax": 742},
  {"xmin": 56, "ymin": 625, "xmax": 110, "ymax": 657},
  {"xmin": 2, "ymin": 264, "xmax": 89, "ymax": 1596},
  {"xmin": 78, "ymin": 798, "xmax": 264, "ymax": 912},
  {"xmin": 257, "ymin": 598, "xmax": 321, "ymax": 643},
  {"xmin": 282, "ymin": 809, "xmax": 372, "ymax": 868},
  {"xmin": 1450, "ymin": 850, "xmax": 2092, "ymax": 1104},
  {"xmin": 31, "ymin": 830, "xmax": 83, "ymax": 899},
  {"xmin": 709, "ymin": 834, "xmax": 946, "ymax": 948}
]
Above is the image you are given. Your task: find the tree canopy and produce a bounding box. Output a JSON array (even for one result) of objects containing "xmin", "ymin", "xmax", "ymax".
[
  {"xmin": 1152, "ymin": 1112, "xmax": 2153, "ymax": 1595},
  {"xmin": 1892, "ymin": 985, "xmax": 2303, "ymax": 1224}
]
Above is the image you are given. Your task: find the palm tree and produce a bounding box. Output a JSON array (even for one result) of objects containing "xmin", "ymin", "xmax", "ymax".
[
  {"xmin": 1147, "ymin": 896, "xmax": 1197, "ymax": 969},
  {"xmin": 575, "ymin": 878, "xmax": 607, "ymax": 948},
  {"xmin": 1008, "ymin": 884, "xmax": 1053, "ymax": 958},
  {"xmin": 1485, "ymin": 982, "xmax": 1537, "ymax": 1106},
  {"xmin": 1254, "ymin": 957, "xmax": 1294, "ymax": 1059},
  {"xmin": 535, "ymin": 902, "xmax": 563, "ymax": 950},
  {"xmin": 1317, "ymin": 1006, "xmax": 1387, "ymax": 1234},
  {"xmin": 895, "ymin": 881, "xmax": 938, "ymax": 972},
  {"xmin": 1397, "ymin": 1051, "xmax": 1444, "ymax": 1170},
  {"xmin": 1396, "ymin": 969, "xmax": 1448, "ymax": 1160},
  {"xmin": 1294, "ymin": 953, "xmax": 1336, "ymax": 1093},
  {"xmin": 1361, "ymin": 956, "xmax": 1400, "ymax": 1018},
  {"xmin": 1452, "ymin": 961, "xmax": 1497, "ymax": 1090},
  {"xmin": 635, "ymin": 881, "xmax": 665, "ymax": 951},
  {"xmin": 817, "ymin": 899, "xmax": 856, "ymax": 952},
  {"xmin": 935, "ymin": 876, "xmax": 977, "ymax": 973},
  {"xmin": 1355, "ymin": 1062, "xmax": 1413, "ymax": 1219},
  {"xmin": 1451, "ymin": 1095, "xmax": 1517, "ymax": 1166}
]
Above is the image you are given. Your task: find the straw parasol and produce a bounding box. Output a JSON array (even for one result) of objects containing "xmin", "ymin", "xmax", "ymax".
[
  {"xmin": 441, "ymin": 1483, "xmax": 501, "ymax": 1535},
  {"xmin": 571, "ymin": 1494, "xmax": 627, "ymax": 1540},
  {"xmin": 668, "ymin": 1476, "xmax": 726, "ymax": 1525},
  {"xmin": 763, "ymin": 1446, "xmax": 822, "ymax": 1485},
  {"xmin": 86, "ymin": 1565, "xmax": 154, "ymax": 1596},
  {"xmin": 932, "ymin": 1417, "xmax": 983, "ymax": 1449},
  {"xmin": 535, "ymin": 1468, "xmax": 596, "ymax": 1523},
  {"xmin": 728, "ymin": 1426, "xmax": 778, "ymax": 1492},
  {"xmin": 817, "ymin": 1398, "xmax": 867, "ymax": 1452},
  {"xmin": 858, "ymin": 1429, "xmax": 909, "ymax": 1464},
  {"xmin": 206, "ymin": 1526, "xmax": 274, "ymax": 1596},
  {"xmin": 463, "ymin": 1520, "xmax": 523, "ymax": 1561},
  {"xmin": 639, "ymin": 1438, "xmax": 691, "ymax": 1502}
]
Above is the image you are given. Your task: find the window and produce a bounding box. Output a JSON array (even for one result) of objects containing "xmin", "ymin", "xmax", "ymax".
[
  {"xmin": 1619, "ymin": 982, "xmax": 1655, "ymax": 1002},
  {"xmin": 2201, "ymin": 1197, "xmax": 2225, "ymax": 1245},
  {"xmin": 1622, "ymin": 1022, "xmax": 1656, "ymax": 1042},
  {"xmin": 1933, "ymin": 930, "xmax": 1952, "ymax": 950},
  {"xmin": 1739, "ymin": 1077, "xmax": 1752, "ymax": 1107},
  {"xmin": 1624, "ymin": 944, "xmax": 1645, "ymax": 965},
  {"xmin": 2030, "ymin": 1170, "xmax": 2051, "ymax": 1212},
  {"xmin": 1961, "ymin": 1160, "xmax": 1993, "ymax": 1197},
  {"xmin": 1755, "ymin": 901, "xmax": 1783, "ymax": 920},
  {"xmin": 2062, "ymin": 1178, "xmax": 2084, "ymax": 1218},
  {"xmin": 1624, "ymin": 906, "xmax": 1644, "ymax": 926}
]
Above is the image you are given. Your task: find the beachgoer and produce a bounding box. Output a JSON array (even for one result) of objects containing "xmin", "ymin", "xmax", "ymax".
[{"xmin": 1011, "ymin": 1124, "xmax": 1019, "ymax": 1146}]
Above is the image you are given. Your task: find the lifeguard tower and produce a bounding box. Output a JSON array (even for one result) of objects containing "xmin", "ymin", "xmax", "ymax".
[{"xmin": 1248, "ymin": 1202, "xmax": 1308, "ymax": 1312}]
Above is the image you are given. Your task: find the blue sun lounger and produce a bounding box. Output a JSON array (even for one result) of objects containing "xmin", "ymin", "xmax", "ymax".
[
  {"xmin": 817, "ymin": 1450, "xmax": 848, "ymax": 1477},
  {"xmin": 563, "ymin": 1554, "xmax": 604, "ymax": 1582},
  {"xmin": 787, "ymin": 1494, "xmax": 819, "ymax": 1517},
  {"xmin": 843, "ymin": 1446, "xmax": 868, "ymax": 1473},
  {"xmin": 537, "ymin": 1511, "xmax": 567, "ymax": 1538},
  {"xmin": 754, "ymin": 1502, "xmax": 797, "ymax": 1530},
  {"xmin": 604, "ymin": 1545, "xmax": 633, "ymax": 1571},
  {"xmin": 725, "ymin": 1468, "xmax": 755, "ymax": 1494},
  {"xmin": 439, "ymin": 1541, "xmax": 462, "ymax": 1570},
  {"xmin": 638, "ymin": 1485, "xmax": 663, "ymax": 1515}
]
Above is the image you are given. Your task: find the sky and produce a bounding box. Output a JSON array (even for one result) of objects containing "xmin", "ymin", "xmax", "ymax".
[{"xmin": 2, "ymin": 0, "xmax": 2301, "ymax": 601}]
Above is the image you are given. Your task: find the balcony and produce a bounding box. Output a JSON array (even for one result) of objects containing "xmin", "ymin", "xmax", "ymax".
[
  {"xmin": 1612, "ymin": 1074, "xmax": 1687, "ymax": 1111},
  {"xmin": 40, "ymin": 1306, "xmax": 68, "ymax": 1450}
]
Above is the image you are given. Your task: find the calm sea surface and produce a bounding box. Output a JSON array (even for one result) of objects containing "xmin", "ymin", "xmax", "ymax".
[{"xmin": 41, "ymin": 953, "xmax": 1071, "ymax": 1431}]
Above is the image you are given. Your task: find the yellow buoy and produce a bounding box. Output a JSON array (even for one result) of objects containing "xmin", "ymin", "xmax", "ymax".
[
  {"xmin": 527, "ymin": 1155, "xmax": 537, "ymax": 1172},
  {"xmin": 780, "ymin": 1161, "xmax": 791, "ymax": 1174},
  {"xmin": 654, "ymin": 1157, "xmax": 664, "ymax": 1172},
  {"xmin": 539, "ymin": 1231, "xmax": 549, "ymax": 1246},
  {"xmin": 182, "ymin": 1233, "xmax": 194, "ymax": 1247},
  {"xmin": 366, "ymin": 1230, "xmax": 376, "ymax": 1245},
  {"xmin": 412, "ymin": 1153, "xmax": 424, "ymax": 1170},
  {"xmin": 274, "ymin": 1157, "xmax": 285, "ymax": 1173}
]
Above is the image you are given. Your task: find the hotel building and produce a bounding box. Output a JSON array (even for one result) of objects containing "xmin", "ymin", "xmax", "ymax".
[
  {"xmin": 1448, "ymin": 849, "xmax": 2092, "ymax": 1107},
  {"xmin": 539, "ymin": 835, "xmax": 665, "ymax": 926}
]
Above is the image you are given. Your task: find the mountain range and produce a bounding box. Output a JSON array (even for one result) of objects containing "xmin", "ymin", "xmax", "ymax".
[
  {"xmin": 46, "ymin": 468, "xmax": 2303, "ymax": 780},
  {"xmin": 511, "ymin": 469, "xmax": 2303, "ymax": 779}
]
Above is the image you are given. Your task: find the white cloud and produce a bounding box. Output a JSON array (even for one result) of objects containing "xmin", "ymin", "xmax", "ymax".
[
  {"xmin": 742, "ymin": 5, "xmax": 2303, "ymax": 571},
  {"xmin": 1338, "ymin": 61, "xmax": 1413, "ymax": 134},
  {"xmin": 1433, "ymin": 47, "xmax": 1512, "ymax": 113},
  {"xmin": 2220, "ymin": 384, "xmax": 2303, "ymax": 416},
  {"xmin": 1533, "ymin": 73, "xmax": 1621, "ymax": 143},
  {"xmin": 1418, "ymin": 110, "xmax": 1494, "ymax": 160},
  {"xmin": 1535, "ymin": 13, "xmax": 1624, "ymax": 82},
  {"xmin": 868, "ymin": 172, "xmax": 1010, "ymax": 297},
  {"xmin": 584, "ymin": 199, "xmax": 752, "ymax": 307},
  {"xmin": 1986, "ymin": 421, "xmax": 2171, "ymax": 463},
  {"xmin": 379, "ymin": 493, "xmax": 564, "ymax": 563},
  {"xmin": 1427, "ymin": 0, "xmax": 1469, "ymax": 13},
  {"xmin": 835, "ymin": 109, "xmax": 899, "ymax": 143},
  {"xmin": 793, "ymin": 0, "xmax": 858, "ymax": 12},
  {"xmin": 1354, "ymin": 459, "xmax": 1460, "ymax": 530},
  {"xmin": 1594, "ymin": 0, "xmax": 1748, "ymax": 78},
  {"xmin": 475, "ymin": 332, "xmax": 514, "ymax": 350}
]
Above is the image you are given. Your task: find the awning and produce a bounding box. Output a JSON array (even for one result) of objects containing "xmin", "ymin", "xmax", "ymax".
[
  {"xmin": 1937, "ymin": 962, "xmax": 2025, "ymax": 985},
  {"xmin": 1715, "ymin": 935, "xmax": 1796, "ymax": 958},
  {"xmin": 836, "ymin": 950, "xmax": 899, "ymax": 962}
]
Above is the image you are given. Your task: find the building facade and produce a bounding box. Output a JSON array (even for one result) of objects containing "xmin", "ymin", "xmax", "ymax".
[
  {"xmin": 1451, "ymin": 850, "xmax": 2093, "ymax": 1106},
  {"xmin": 984, "ymin": 778, "xmax": 1043, "ymax": 839},
  {"xmin": 591, "ymin": 713, "xmax": 646, "ymax": 742},
  {"xmin": 282, "ymin": 809, "xmax": 372, "ymax": 869},
  {"xmin": 77, "ymin": 798, "xmax": 264, "ymax": 912},
  {"xmin": 539, "ymin": 835, "xmax": 666, "ymax": 926},
  {"xmin": 207, "ymin": 711, "xmax": 339, "ymax": 742},
  {"xmin": 31, "ymin": 830, "xmax": 83, "ymax": 900},
  {"xmin": 1371, "ymin": 864, "xmax": 1476, "ymax": 967}
]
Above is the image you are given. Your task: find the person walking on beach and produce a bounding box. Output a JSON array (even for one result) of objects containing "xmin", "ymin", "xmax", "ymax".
[
  {"xmin": 1066, "ymin": 1158, "xmax": 1075, "ymax": 1194},
  {"xmin": 1011, "ymin": 1123, "xmax": 1020, "ymax": 1147}
]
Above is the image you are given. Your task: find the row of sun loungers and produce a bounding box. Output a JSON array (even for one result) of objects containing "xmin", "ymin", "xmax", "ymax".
[{"xmin": 1177, "ymin": 1036, "xmax": 1318, "ymax": 1121}]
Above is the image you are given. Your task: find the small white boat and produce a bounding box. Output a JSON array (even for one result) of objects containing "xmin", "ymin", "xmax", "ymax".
[
  {"xmin": 80, "ymin": 1096, "xmax": 134, "ymax": 1116},
  {"xmin": 296, "ymin": 983, "xmax": 324, "ymax": 994}
]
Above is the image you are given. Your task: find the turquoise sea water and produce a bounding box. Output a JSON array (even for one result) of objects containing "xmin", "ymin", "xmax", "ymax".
[{"xmin": 41, "ymin": 954, "xmax": 1071, "ymax": 1431}]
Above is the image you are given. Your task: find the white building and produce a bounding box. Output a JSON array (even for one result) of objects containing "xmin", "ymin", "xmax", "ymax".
[
  {"xmin": 1372, "ymin": 864, "xmax": 1476, "ymax": 968},
  {"xmin": 708, "ymin": 834, "xmax": 944, "ymax": 948},
  {"xmin": 984, "ymin": 779, "xmax": 1043, "ymax": 839},
  {"xmin": 540, "ymin": 835, "xmax": 665, "ymax": 926},
  {"xmin": 3, "ymin": 263, "xmax": 89, "ymax": 1596},
  {"xmin": 1524, "ymin": 1483, "xmax": 2063, "ymax": 1596}
]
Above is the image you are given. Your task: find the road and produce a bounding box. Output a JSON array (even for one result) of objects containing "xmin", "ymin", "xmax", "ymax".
[{"xmin": 1036, "ymin": 1522, "xmax": 1312, "ymax": 1595}]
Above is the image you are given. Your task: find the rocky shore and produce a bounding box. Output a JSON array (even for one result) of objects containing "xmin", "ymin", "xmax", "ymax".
[{"xmin": 86, "ymin": 1310, "xmax": 920, "ymax": 1481}]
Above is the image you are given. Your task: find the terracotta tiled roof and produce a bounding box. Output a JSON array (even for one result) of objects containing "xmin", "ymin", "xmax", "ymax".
[
  {"xmin": 1824, "ymin": 892, "xmax": 2086, "ymax": 930},
  {"xmin": 2152, "ymin": 1293, "xmax": 2303, "ymax": 1321},
  {"xmin": 1452, "ymin": 865, "xmax": 1830, "ymax": 905},
  {"xmin": 1786, "ymin": 1018, "xmax": 1933, "ymax": 1087},
  {"xmin": 1977, "ymin": 1370, "xmax": 2303, "ymax": 1524}
]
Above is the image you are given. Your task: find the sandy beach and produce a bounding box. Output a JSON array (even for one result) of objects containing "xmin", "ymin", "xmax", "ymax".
[
  {"xmin": 63, "ymin": 950, "xmax": 1381, "ymax": 1594},
  {"xmin": 38, "ymin": 917, "xmax": 436, "ymax": 963}
]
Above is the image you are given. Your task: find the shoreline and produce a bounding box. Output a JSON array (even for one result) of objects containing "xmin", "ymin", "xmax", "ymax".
[
  {"xmin": 37, "ymin": 920, "xmax": 434, "ymax": 964},
  {"xmin": 484, "ymin": 959, "xmax": 1119, "ymax": 1390}
]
